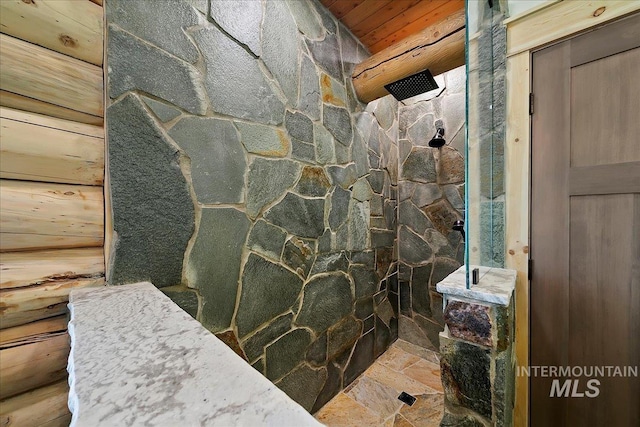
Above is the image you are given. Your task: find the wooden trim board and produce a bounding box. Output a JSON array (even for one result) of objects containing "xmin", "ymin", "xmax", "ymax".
[
  {"xmin": 503, "ymin": 0, "xmax": 559, "ymax": 26},
  {"xmin": 505, "ymin": 50, "xmax": 531, "ymax": 427},
  {"xmin": 506, "ymin": 1, "xmax": 640, "ymax": 57}
]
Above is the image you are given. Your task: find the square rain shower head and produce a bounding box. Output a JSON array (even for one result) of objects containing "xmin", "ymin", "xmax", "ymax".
[{"xmin": 384, "ymin": 69, "xmax": 439, "ymax": 101}]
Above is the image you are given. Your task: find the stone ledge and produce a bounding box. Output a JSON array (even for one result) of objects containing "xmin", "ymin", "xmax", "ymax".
[
  {"xmin": 68, "ymin": 283, "xmax": 322, "ymax": 427},
  {"xmin": 435, "ymin": 266, "xmax": 516, "ymax": 306}
]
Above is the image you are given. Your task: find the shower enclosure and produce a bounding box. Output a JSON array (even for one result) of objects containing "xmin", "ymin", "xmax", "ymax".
[{"xmin": 465, "ymin": 0, "xmax": 507, "ymax": 286}]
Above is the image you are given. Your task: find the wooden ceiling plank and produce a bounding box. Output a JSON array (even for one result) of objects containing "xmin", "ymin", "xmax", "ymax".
[
  {"xmin": 321, "ymin": 0, "xmax": 339, "ymax": 8},
  {"xmin": 360, "ymin": 0, "xmax": 459, "ymax": 48},
  {"xmin": 329, "ymin": 0, "xmax": 367, "ymax": 19},
  {"xmin": 351, "ymin": 0, "xmax": 422, "ymax": 38},
  {"xmin": 359, "ymin": 0, "xmax": 450, "ymax": 43},
  {"xmin": 352, "ymin": 9, "xmax": 465, "ymax": 102},
  {"xmin": 368, "ymin": 0, "xmax": 464, "ymax": 52},
  {"xmin": 342, "ymin": 0, "xmax": 393, "ymax": 29}
]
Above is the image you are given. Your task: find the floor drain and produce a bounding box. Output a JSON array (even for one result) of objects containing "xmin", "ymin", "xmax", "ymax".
[{"xmin": 397, "ymin": 391, "xmax": 416, "ymax": 406}]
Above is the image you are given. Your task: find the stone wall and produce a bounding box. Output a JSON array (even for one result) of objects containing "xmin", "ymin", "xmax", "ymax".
[
  {"xmin": 105, "ymin": 0, "xmax": 399, "ymax": 412},
  {"xmin": 396, "ymin": 66, "xmax": 466, "ymax": 351}
]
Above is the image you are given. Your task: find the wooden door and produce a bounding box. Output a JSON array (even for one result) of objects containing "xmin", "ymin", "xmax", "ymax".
[{"xmin": 530, "ymin": 13, "xmax": 640, "ymax": 427}]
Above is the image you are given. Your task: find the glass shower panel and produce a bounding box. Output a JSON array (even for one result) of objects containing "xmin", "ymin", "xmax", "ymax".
[{"xmin": 465, "ymin": 0, "xmax": 507, "ymax": 286}]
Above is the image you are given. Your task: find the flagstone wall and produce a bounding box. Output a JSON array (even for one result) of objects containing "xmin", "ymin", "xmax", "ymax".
[
  {"xmin": 106, "ymin": 0, "xmax": 400, "ymax": 411},
  {"xmin": 397, "ymin": 66, "xmax": 466, "ymax": 352}
]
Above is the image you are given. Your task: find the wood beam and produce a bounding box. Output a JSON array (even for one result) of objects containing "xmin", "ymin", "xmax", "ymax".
[
  {"xmin": 352, "ymin": 9, "xmax": 465, "ymax": 103},
  {"xmin": 0, "ymin": 334, "xmax": 69, "ymax": 399},
  {"xmin": 0, "ymin": 0, "xmax": 103, "ymax": 66},
  {"xmin": 0, "ymin": 316, "xmax": 67, "ymax": 348},
  {"xmin": 0, "ymin": 107, "xmax": 105, "ymax": 186},
  {"xmin": 0, "ymin": 380, "xmax": 71, "ymax": 427},
  {"xmin": 0, "ymin": 277, "xmax": 103, "ymax": 329},
  {"xmin": 0, "ymin": 180, "xmax": 104, "ymax": 252},
  {"xmin": 0, "ymin": 247, "xmax": 104, "ymax": 290},
  {"xmin": 0, "ymin": 91, "xmax": 103, "ymax": 126},
  {"xmin": 0, "ymin": 34, "xmax": 103, "ymax": 118}
]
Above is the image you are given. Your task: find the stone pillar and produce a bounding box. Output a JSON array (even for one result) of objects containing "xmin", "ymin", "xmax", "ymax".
[{"xmin": 436, "ymin": 266, "xmax": 516, "ymax": 426}]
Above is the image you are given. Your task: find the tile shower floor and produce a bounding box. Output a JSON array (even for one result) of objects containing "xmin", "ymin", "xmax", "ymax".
[{"xmin": 315, "ymin": 340, "xmax": 444, "ymax": 427}]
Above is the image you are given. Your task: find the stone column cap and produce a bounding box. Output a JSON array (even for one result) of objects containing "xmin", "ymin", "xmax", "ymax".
[{"xmin": 436, "ymin": 265, "xmax": 516, "ymax": 306}]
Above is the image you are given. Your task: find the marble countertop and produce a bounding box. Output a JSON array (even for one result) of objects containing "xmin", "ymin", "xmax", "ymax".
[
  {"xmin": 68, "ymin": 282, "xmax": 324, "ymax": 427},
  {"xmin": 435, "ymin": 265, "xmax": 517, "ymax": 306}
]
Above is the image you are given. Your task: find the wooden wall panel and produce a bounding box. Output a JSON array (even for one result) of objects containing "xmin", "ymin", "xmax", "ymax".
[
  {"xmin": 0, "ymin": 34, "xmax": 103, "ymax": 118},
  {"xmin": 0, "ymin": 0, "xmax": 103, "ymax": 66},
  {"xmin": 0, "ymin": 334, "xmax": 69, "ymax": 399},
  {"xmin": 0, "ymin": 180, "xmax": 104, "ymax": 252},
  {"xmin": 570, "ymin": 47, "xmax": 640, "ymax": 167},
  {"xmin": 568, "ymin": 194, "xmax": 639, "ymax": 426},
  {"xmin": 1, "ymin": 108, "xmax": 104, "ymax": 185},
  {"xmin": 0, "ymin": 380, "xmax": 71, "ymax": 427},
  {"xmin": 0, "ymin": 248, "xmax": 104, "ymax": 290}
]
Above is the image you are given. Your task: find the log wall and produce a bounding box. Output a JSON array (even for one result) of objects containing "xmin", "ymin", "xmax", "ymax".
[{"xmin": 0, "ymin": 1, "xmax": 105, "ymax": 424}]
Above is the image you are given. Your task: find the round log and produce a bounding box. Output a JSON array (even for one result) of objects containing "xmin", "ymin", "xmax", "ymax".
[{"xmin": 352, "ymin": 10, "xmax": 466, "ymax": 103}]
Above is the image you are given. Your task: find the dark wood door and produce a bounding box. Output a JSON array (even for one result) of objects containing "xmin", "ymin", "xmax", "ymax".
[{"xmin": 530, "ymin": 13, "xmax": 640, "ymax": 427}]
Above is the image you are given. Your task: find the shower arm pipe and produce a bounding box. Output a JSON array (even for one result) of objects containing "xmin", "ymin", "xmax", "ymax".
[{"xmin": 351, "ymin": 9, "xmax": 465, "ymax": 104}]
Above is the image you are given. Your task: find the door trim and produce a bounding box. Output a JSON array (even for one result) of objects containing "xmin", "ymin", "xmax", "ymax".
[
  {"xmin": 506, "ymin": 1, "xmax": 639, "ymax": 57},
  {"xmin": 504, "ymin": 2, "xmax": 640, "ymax": 426}
]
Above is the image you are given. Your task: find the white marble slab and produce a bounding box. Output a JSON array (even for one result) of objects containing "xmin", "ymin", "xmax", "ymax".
[
  {"xmin": 68, "ymin": 282, "xmax": 324, "ymax": 427},
  {"xmin": 435, "ymin": 265, "xmax": 517, "ymax": 306}
]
